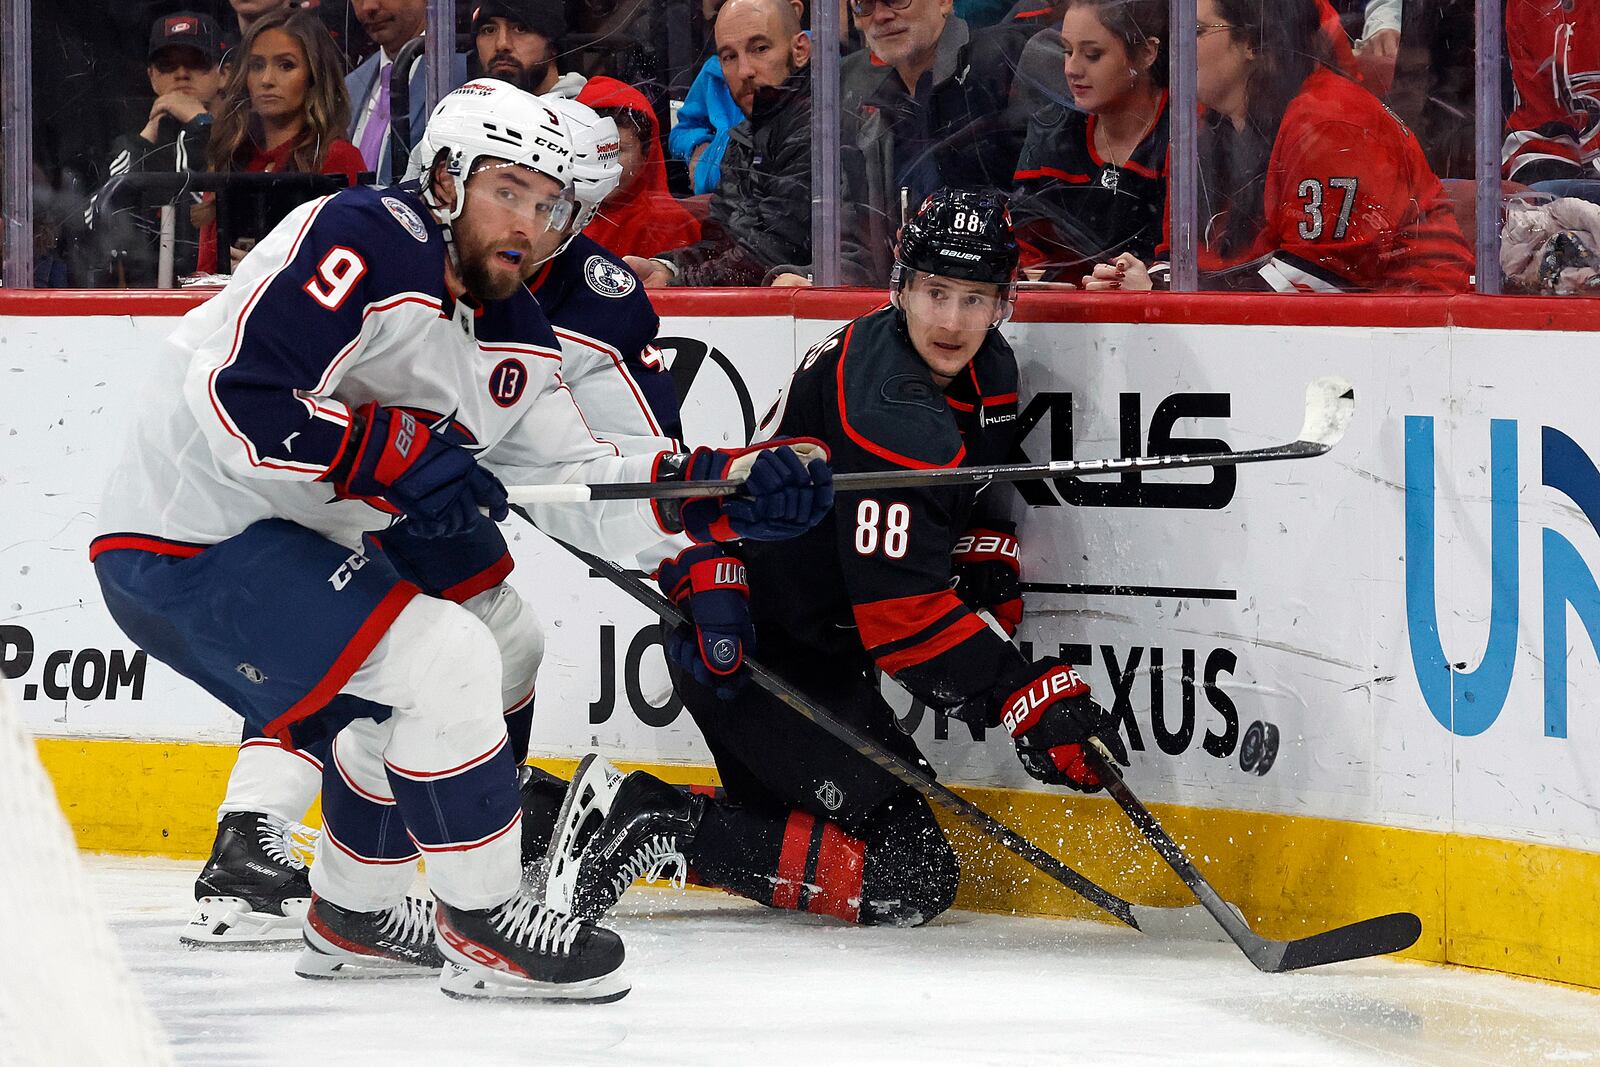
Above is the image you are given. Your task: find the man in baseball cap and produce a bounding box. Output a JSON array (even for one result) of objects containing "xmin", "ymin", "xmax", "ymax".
[
  {"xmin": 148, "ymin": 11, "xmax": 225, "ymax": 69},
  {"xmin": 471, "ymin": 0, "xmax": 566, "ymax": 94}
]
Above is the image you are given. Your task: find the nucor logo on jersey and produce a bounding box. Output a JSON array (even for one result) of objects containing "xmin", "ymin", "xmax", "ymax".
[
  {"xmin": 952, "ymin": 533, "xmax": 1018, "ymax": 558},
  {"xmin": 1002, "ymin": 667, "xmax": 1087, "ymax": 734}
]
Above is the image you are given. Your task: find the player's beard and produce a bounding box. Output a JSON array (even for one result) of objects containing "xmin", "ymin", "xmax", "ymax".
[{"xmin": 460, "ymin": 244, "xmax": 528, "ymax": 302}]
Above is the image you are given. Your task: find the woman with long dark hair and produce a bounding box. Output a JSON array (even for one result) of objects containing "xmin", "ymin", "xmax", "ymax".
[
  {"xmin": 196, "ymin": 11, "xmax": 364, "ymax": 273},
  {"xmin": 1010, "ymin": 0, "xmax": 1170, "ymax": 282},
  {"xmin": 1088, "ymin": 0, "xmax": 1470, "ymax": 293}
]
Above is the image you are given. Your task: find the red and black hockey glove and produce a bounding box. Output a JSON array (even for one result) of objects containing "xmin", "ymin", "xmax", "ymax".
[
  {"xmin": 950, "ymin": 524, "xmax": 1022, "ymax": 636},
  {"xmin": 654, "ymin": 439, "xmax": 833, "ymax": 543},
  {"xmin": 327, "ymin": 402, "xmax": 509, "ymax": 538},
  {"xmin": 656, "ymin": 545, "xmax": 754, "ymax": 699},
  {"xmin": 993, "ymin": 657, "xmax": 1128, "ymax": 792}
]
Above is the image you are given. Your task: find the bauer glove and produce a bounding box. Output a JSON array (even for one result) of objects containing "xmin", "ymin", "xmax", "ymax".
[
  {"xmin": 950, "ymin": 524, "xmax": 1022, "ymax": 636},
  {"xmin": 993, "ymin": 657, "xmax": 1128, "ymax": 792},
  {"xmin": 656, "ymin": 545, "xmax": 753, "ymax": 699},
  {"xmin": 327, "ymin": 402, "xmax": 509, "ymax": 538},
  {"xmin": 653, "ymin": 439, "xmax": 834, "ymax": 543}
]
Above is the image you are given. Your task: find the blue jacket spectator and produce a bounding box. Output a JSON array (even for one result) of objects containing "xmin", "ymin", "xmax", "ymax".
[{"xmin": 669, "ymin": 54, "xmax": 752, "ymax": 195}]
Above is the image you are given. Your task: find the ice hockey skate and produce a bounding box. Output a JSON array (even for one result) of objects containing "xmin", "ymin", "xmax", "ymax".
[
  {"xmin": 181, "ymin": 811, "xmax": 316, "ymax": 948},
  {"xmin": 544, "ymin": 756, "xmax": 702, "ymax": 922},
  {"xmin": 435, "ymin": 890, "xmax": 629, "ymax": 1003},
  {"xmin": 295, "ymin": 893, "xmax": 444, "ymax": 979}
]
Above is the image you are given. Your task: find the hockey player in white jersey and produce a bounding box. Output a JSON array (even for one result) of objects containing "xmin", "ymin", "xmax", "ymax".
[
  {"xmin": 173, "ymin": 89, "xmax": 735, "ymax": 949},
  {"xmin": 91, "ymin": 79, "xmax": 832, "ymax": 1002}
]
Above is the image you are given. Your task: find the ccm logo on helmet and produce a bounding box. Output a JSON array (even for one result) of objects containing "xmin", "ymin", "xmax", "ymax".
[{"xmin": 1003, "ymin": 667, "xmax": 1088, "ymax": 734}]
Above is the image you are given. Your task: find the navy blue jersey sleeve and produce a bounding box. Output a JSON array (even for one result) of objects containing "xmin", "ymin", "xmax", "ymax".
[{"xmin": 183, "ymin": 188, "xmax": 444, "ymax": 479}]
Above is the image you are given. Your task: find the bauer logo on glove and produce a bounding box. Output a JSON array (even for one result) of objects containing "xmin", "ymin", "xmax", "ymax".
[
  {"xmin": 992, "ymin": 657, "xmax": 1129, "ymax": 793},
  {"xmin": 1001, "ymin": 665, "xmax": 1089, "ymax": 735}
]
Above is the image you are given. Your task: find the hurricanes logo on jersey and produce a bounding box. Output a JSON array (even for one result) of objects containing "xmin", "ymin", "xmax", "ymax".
[{"xmin": 584, "ymin": 255, "xmax": 637, "ymax": 298}]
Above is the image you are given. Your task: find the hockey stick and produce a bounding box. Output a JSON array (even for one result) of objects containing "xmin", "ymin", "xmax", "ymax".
[
  {"xmin": 1082, "ymin": 745, "xmax": 1422, "ymax": 972},
  {"xmin": 532, "ymin": 524, "xmax": 1231, "ymax": 941},
  {"xmin": 505, "ymin": 377, "xmax": 1356, "ymax": 505}
]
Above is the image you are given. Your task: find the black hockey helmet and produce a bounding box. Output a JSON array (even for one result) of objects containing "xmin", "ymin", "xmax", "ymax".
[
  {"xmin": 892, "ymin": 188, "xmax": 1019, "ymax": 328},
  {"xmin": 895, "ymin": 188, "xmax": 1020, "ymax": 286}
]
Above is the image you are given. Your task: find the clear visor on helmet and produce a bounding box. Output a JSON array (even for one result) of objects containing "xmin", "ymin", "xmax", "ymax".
[
  {"xmin": 465, "ymin": 160, "xmax": 577, "ymax": 234},
  {"xmin": 894, "ymin": 269, "xmax": 1015, "ymax": 330}
]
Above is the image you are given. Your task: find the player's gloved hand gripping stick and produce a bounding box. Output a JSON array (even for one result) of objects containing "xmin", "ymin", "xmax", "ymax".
[
  {"xmin": 328, "ymin": 402, "xmax": 510, "ymax": 538},
  {"xmin": 503, "ymin": 378, "xmax": 1354, "ymax": 506}
]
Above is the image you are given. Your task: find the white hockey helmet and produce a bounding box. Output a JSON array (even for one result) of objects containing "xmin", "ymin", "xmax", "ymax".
[
  {"xmin": 542, "ymin": 94, "xmax": 622, "ymax": 235},
  {"xmin": 414, "ymin": 79, "xmax": 577, "ymax": 227}
]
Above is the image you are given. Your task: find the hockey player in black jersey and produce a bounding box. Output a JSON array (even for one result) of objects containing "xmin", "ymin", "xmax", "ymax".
[{"xmin": 546, "ymin": 188, "xmax": 1129, "ymax": 928}]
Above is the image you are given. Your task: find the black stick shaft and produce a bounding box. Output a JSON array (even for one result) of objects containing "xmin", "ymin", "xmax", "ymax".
[
  {"xmin": 537, "ymin": 524, "xmax": 1140, "ymax": 928},
  {"xmin": 518, "ymin": 438, "xmax": 1331, "ymax": 504}
]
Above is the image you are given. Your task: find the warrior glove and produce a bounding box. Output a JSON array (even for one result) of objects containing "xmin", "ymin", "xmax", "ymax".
[
  {"xmin": 328, "ymin": 403, "xmax": 508, "ymax": 538},
  {"xmin": 993, "ymin": 658, "xmax": 1128, "ymax": 792},
  {"xmin": 656, "ymin": 545, "xmax": 754, "ymax": 699}
]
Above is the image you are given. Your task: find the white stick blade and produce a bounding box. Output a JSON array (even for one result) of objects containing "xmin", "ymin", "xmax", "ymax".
[
  {"xmin": 506, "ymin": 484, "xmax": 594, "ymax": 504},
  {"xmin": 1296, "ymin": 376, "xmax": 1356, "ymax": 448}
]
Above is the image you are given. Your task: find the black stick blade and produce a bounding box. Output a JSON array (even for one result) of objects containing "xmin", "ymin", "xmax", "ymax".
[{"xmin": 1261, "ymin": 911, "xmax": 1423, "ymax": 973}]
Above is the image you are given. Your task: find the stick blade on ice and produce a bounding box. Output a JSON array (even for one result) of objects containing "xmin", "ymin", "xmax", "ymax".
[{"xmin": 1261, "ymin": 911, "xmax": 1423, "ymax": 973}]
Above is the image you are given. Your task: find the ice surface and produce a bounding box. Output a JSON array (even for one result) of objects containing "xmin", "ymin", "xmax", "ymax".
[{"xmin": 92, "ymin": 856, "xmax": 1600, "ymax": 1067}]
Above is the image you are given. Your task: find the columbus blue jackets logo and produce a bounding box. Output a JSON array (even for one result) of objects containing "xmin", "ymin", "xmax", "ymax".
[
  {"xmin": 584, "ymin": 255, "xmax": 637, "ymax": 298},
  {"xmin": 381, "ymin": 197, "xmax": 429, "ymax": 243}
]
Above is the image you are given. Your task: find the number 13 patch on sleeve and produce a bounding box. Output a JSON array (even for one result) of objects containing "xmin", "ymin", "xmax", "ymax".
[{"xmin": 488, "ymin": 358, "xmax": 528, "ymax": 407}]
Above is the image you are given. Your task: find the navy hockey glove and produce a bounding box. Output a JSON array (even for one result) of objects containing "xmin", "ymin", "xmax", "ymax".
[
  {"xmin": 654, "ymin": 439, "xmax": 833, "ymax": 543},
  {"xmin": 951, "ymin": 524, "xmax": 1023, "ymax": 637},
  {"xmin": 994, "ymin": 658, "xmax": 1128, "ymax": 792},
  {"xmin": 329, "ymin": 403, "xmax": 509, "ymax": 538},
  {"xmin": 657, "ymin": 545, "xmax": 753, "ymax": 699}
]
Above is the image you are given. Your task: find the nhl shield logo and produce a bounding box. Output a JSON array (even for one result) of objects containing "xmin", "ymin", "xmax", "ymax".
[
  {"xmin": 815, "ymin": 780, "xmax": 844, "ymax": 812},
  {"xmin": 584, "ymin": 255, "xmax": 637, "ymax": 298}
]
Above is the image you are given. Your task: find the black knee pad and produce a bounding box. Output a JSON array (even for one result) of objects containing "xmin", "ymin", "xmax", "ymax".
[{"xmin": 859, "ymin": 792, "xmax": 959, "ymax": 927}]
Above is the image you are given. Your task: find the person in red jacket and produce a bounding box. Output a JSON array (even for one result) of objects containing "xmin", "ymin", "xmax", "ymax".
[
  {"xmin": 1086, "ymin": 0, "xmax": 1470, "ymax": 293},
  {"xmin": 195, "ymin": 10, "xmax": 364, "ymax": 274},
  {"xmin": 1503, "ymin": 0, "xmax": 1600, "ymax": 191},
  {"xmin": 575, "ymin": 77, "xmax": 703, "ymax": 259}
]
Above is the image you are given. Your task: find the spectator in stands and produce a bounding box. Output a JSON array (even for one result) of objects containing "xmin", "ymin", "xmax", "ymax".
[
  {"xmin": 576, "ymin": 76, "xmax": 704, "ymax": 258},
  {"xmin": 1349, "ymin": 0, "xmax": 1474, "ymax": 177},
  {"xmin": 346, "ymin": 0, "xmax": 466, "ymax": 184},
  {"xmin": 1010, "ymin": 0, "xmax": 1168, "ymax": 283},
  {"xmin": 1083, "ymin": 0, "xmax": 1469, "ymax": 293},
  {"xmin": 229, "ymin": 0, "xmax": 291, "ymax": 37},
  {"xmin": 472, "ymin": 0, "xmax": 565, "ymax": 95},
  {"xmin": 627, "ymin": 0, "xmax": 812, "ymax": 286},
  {"xmin": 197, "ymin": 11, "xmax": 365, "ymax": 273},
  {"xmin": 837, "ymin": 0, "xmax": 1033, "ymax": 283},
  {"xmin": 87, "ymin": 12, "xmax": 226, "ymax": 285},
  {"xmin": 670, "ymin": 56, "xmax": 754, "ymax": 196},
  {"xmin": 1504, "ymin": 0, "xmax": 1600, "ymax": 203}
]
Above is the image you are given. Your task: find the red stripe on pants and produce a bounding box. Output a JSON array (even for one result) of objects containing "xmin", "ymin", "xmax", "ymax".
[
  {"xmin": 806, "ymin": 821, "xmax": 866, "ymax": 923},
  {"xmin": 771, "ymin": 810, "xmax": 815, "ymax": 911}
]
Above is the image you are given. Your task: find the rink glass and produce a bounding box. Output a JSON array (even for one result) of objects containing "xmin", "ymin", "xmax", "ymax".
[{"xmin": 0, "ymin": 1, "xmax": 1533, "ymax": 295}]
